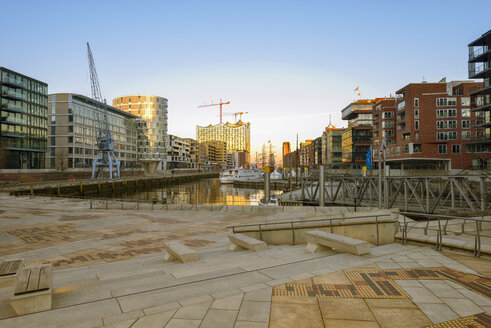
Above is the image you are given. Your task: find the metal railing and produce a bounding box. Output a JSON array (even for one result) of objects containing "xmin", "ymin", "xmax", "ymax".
[
  {"xmin": 226, "ymin": 213, "xmax": 393, "ymax": 246},
  {"xmin": 398, "ymin": 212, "xmax": 490, "ymax": 257}
]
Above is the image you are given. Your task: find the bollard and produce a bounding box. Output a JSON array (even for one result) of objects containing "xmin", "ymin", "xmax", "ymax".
[
  {"xmin": 319, "ymin": 164, "xmax": 325, "ymax": 207},
  {"xmin": 264, "ymin": 168, "xmax": 271, "ymax": 203}
]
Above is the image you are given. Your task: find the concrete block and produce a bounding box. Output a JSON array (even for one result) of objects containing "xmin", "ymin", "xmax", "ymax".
[
  {"xmin": 163, "ymin": 241, "xmax": 198, "ymax": 263},
  {"xmin": 10, "ymin": 264, "xmax": 53, "ymax": 315},
  {"xmin": 0, "ymin": 259, "xmax": 24, "ymax": 288},
  {"xmin": 229, "ymin": 233, "xmax": 267, "ymax": 252},
  {"xmin": 304, "ymin": 230, "xmax": 371, "ymax": 255}
]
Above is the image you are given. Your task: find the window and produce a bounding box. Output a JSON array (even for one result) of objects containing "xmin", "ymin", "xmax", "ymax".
[
  {"xmin": 438, "ymin": 145, "xmax": 447, "ymax": 154},
  {"xmin": 448, "ymin": 131, "xmax": 457, "ymax": 140},
  {"xmin": 383, "ymin": 112, "xmax": 394, "ymax": 119},
  {"xmin": 449, "ymin": 109, "xmax": 457, "ymax": 117},
  {"xmin": 452, "ymin": 145, "xmax": 461, "ymax": 154},
  {"xmin": 437, "ymin": 121, "xmax": 448, "ymax": 129},
  {"xmin": 462, "ymin": 120, "xmax": 471, "ymax": 128},
  {"xmin": 461, "ymin": 97, "xmax": 470, "ymax": 106},
  {"xmin": 414, "ymin": 144, "xmax": 422, "ymax": 153},
  {"xmin": 462, "ymin": 131, "xmax": 471, "ymax": 140},
  {"xmin": 414, "ymin": 109, "xmax": 419, "ymax": 119},
  {"xmin": 415, "ymin": 131, "xmax": 419, "ymax": 141},
  {"xmin": 462, "ymin": 109, "xmax": 471, "ymax": 117},
  {"xmin": 414, "ymin": 98, "xmax": 419, "ymax": 107},
  {"xmin": 415, "ymin": 120, "xmax": 419, "ymax": 130},
  {"xmin": 436, "ymin": 97, "xmax": 457, "ymax": 107},
  {"xmin": 382, "ymin": 121, "xmax": 394, "ymax": 128},
  {"xmin": 437, "ymin": 132, "xmax": 448, "ymax": 140},
  {"xmin": 404, "ymin": 144, "xmax": 409, "ymax": 154}
]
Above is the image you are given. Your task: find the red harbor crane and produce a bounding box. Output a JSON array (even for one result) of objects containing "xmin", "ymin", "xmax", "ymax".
[{"xmin": 198, "ymin": 98, "xmax": 230, "ymax": 124}]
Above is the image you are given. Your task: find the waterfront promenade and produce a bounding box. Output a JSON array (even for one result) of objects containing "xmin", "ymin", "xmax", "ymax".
[{"xmin": 0, "ymin": 195, "xmax": 490, "ymax": 328}]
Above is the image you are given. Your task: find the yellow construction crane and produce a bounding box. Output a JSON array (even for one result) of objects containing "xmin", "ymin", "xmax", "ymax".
[{"xmin": 223, "ymin": 111, "xmax": 248, "ymax": 124}]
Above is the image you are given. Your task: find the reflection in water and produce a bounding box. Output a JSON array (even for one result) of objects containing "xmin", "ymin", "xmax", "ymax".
[{"xmin": 110, "ymin": 178, "xmax": 282, "ymax": 206}]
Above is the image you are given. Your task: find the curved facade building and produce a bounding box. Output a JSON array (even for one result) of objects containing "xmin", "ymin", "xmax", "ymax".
[
  {"xmin": 196, "ymin": 121, "xmax": 250, "ymax": 154},
  {"xmin": 113, "ymin": 95, "xmax": 168, "ymax": 171}
]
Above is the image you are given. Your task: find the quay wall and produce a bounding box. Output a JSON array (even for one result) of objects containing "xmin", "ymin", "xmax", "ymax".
[
  {"xmin": 9, "ymin": 173, "xmax": 218, "ymax": 197},
  {"xmin": 0, "ymin": 169, "xmax": 144, "ymax": 184}
]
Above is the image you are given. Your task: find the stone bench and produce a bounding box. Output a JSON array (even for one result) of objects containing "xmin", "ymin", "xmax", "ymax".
[
  {"xmin": 10, "ymin": 264, "xmax": 53, "ymax": 315},
  {"xmin": 0, "ymin": 259, "xmax": 24, "ymax": 288},
  {"xmin": 304, "ymin": 230, "xmax": 371, "ymax": 255},
  {"xmin": 163, "ymin": 241, "xmax": 198, "ymax": 263},
  {"xmin": 229, "ymin": 233, "xmax": 267, "ymax": 252}
]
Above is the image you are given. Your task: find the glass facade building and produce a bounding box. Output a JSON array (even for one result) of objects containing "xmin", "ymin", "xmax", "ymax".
[
  {"xmin": 0, "ymin": 67, "xmax": 48, "ymax": 169},
  {"xmin": 47, "ymin": 93, "xmax": 139, "ymax": 170},
  {"xmin": 113, "ymin": 95, "xmax": 168, "ymax": 170}
]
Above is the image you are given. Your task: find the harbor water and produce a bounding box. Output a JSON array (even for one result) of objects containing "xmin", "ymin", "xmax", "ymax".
[{"xmin": 107, "ymin": 178, "xmax": 283, "ymax": 206}]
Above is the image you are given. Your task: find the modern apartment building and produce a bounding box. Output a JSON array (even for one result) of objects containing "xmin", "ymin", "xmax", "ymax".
[
  {"xmin": 0, "ymin": 67, "xmax": 48, "ymax": 169},
  {"xmin": 376, "ymin": 81, "xmax": 482, "ymax": 170},
  {"xmin": 167, "ymin": 135, "xmax": 191, "ymax": 169},
  {"xmin": 196, "ymin": 121, "xmax": 250, "ymax": 155},
  {"xmin": 184, "ymin": 138, "xmax": 198, "ymax": 169},
  {"xmin": 113, "ymin": 95, "xmax": 168, "ymax": 171},
  {"xmin": 312, "ymin": 137, "xmax": 322, "ymax": 166},
  {"xmin": 323, "ymin": 124, "xmax": 344, "ymax": 168},
  {"xmin": 341, "ymin": 99, "xmax": 377, "ymax": 169},
  {"xmin": 198, "ymin": 140, "xmax": 227, "ymax": 167},
  {"xmin": 47, "ymin": 93, "xmax": 139, "ymax": 170},
  {"xmin": 299, "ymin": 140, "xmax": 312, "ymax": 167},
  {"xmin": 468, "ymin": 29, "xmax": 491, "ymax": 168}
]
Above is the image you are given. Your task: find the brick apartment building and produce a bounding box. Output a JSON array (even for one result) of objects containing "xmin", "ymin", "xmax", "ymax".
[{"xmin": 373, "ymin": 81, "xmax": 483, "ymax": 171}]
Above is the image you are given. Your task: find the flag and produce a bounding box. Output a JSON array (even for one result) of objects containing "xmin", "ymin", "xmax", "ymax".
[
  {"xmin": 366, "ymin": 147, "xmax": 372, "ymax": 170},
  {"xmin": 354, "ymin": 86, "xmax": 359, "ymax": 92}
]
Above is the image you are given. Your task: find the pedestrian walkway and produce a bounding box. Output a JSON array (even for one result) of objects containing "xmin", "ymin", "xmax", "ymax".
[{"xmin": 0, "ymin": 195, "xmax": 489, "ymax": 327}]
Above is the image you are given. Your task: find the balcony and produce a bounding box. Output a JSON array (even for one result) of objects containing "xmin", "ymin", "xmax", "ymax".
[
  {"xmin": 1, "ymin": 77, "xmax": 25, "ymax": 89},
  {"xmin": 469, "ymin": 61, "xmax": 491, "ymax": 79},
  {"xmin": 471, "ymin": 95, "xmax": 491, "ymax": 111},
  {"xmin": 397, "ymin": 101, "xmax": 405, "ymax": 111},
  {"xmin": 469, "ymin": 45, "xmax": 490, "ymax": 62},
  {"xmin": 1, "ymin": 89, "xmax": 26, "ymax": 101},
  {"xmin": 0, "ymin": 102, "xmax": 26, "ymax": 114},
  {"xmin": 0, "ymin": 116, "xmax": 25, "ymax": 125}
]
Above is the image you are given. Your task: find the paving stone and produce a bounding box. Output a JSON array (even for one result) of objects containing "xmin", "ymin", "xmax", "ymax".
[
  {"xmin": 234, "ymin": 322, "xmax": 268, "ymax": 328},
  {"xmin": 370, "ymin": 307, "xmax": 432, "ymax": 328},
  {"xmin": 142, "ymin": 302, "xmax": 181, "ymax": 316},
  {"xmin": 101, "ymin": 319, "xmax": 137, "ymax": 328},
  {"xmin": 269, "ymin": 302, "xmax": 323, "ymax": 328},
  {"xmin": 322, "ymin": 319, "xmax": 380, "ymax": 327},
  {"xmin": 240, "ymin": 283, "xmax": 270, "ymax": 293},
  {"xmin": 415, "ymin": 303, "xmax": 459, "ymax": 324},
  {"xmin": 200, "ymin": 309, "xmax": 238, "ymax": 328},
  {"xmin": 165, "ymin": 318, "xmax": 201, "ymax": 328},
  {"xmin": 272, "ymin": 296, "xmax": 318, "ymax": 304},
  {"xmin": 401, "ymin": 286, "xmax": 443, "ymax": 303},
  {"xmin": 265, "ymin": 278, "xmax": 292, "ymax": 286},
  {"xmin": 173, "ymin": 301, "xmax": 212, "ymax": 320},
  {"xmin": 178, "ymin": 294, "xmax": 214, "ymax": 306},
  {"xmin": 130, "ymin": 309, "xmax": 176, "ymax": 328},
  {"xmin": 365, "ymin": 298, "xmax": 417, "ymax": 309},
  {"xmin": 418, "ymin": 280, "xmax": 465, "ymax": 298},
  {"xmin": 441, "ymin": 298, "xmax": 484, "ymax": 317},
  {"xmin": 244, "ymin": 287, "xmax": 272, "ymax": 302},
  {"xmin": 102, "ymin": 310, "xmax": 144, "ymax": 325},
  {"xmin": 452, "ymin": 286, "xmax": 491, "ymax": 307},
  {"xmin": 312, "ymin": 270, "xmax": 351, "ymax": 284},
  {"xmin": 212, "ymin": 294, "xmax": 244, "ymax": 310},
  {"xmin": 237, "ymin": 301, "xmax": 271, "ymax": 323},
  {"xmin": 318, "ymin": 298, "xmax": 375, "ymax": 321}
]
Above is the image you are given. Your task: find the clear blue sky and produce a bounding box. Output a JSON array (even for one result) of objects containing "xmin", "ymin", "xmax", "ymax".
[{"xmin": 1, "ymin": 0, "xmax": 490, "ymax": 162}]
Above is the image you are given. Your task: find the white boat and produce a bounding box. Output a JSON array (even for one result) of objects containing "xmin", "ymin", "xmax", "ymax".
[
  {"xmin": 220, "ymin": 166, "xmax": 263, "ymax": 184},
  {"xmin": 259, "ymin": 197, "xmax": 279, "ymax": 206}
]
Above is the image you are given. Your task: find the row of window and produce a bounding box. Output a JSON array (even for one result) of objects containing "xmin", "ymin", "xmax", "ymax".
[
  {"xmin": 437, "ymin": 131, "xmax": 472, "ymax": 140},
  {"xmin": 436, "ymin": 120, "xmax": 473, "ymax": 129},
  {"xmin": 438, "ymin": 144, "xmax": 461, "ymax": 154}
]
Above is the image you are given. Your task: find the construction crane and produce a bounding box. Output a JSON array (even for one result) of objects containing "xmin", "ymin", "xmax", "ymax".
[
  {"xmin": 87, "ymin": 42, "xmax": 120, "ymax": 180},
  {"xmin": 197, "ymin": 98, "xmax": 230, "ymax": 124},
  {"xmin": 222, "ymin": 111, "xmax": 249, "ymax": 124}
]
